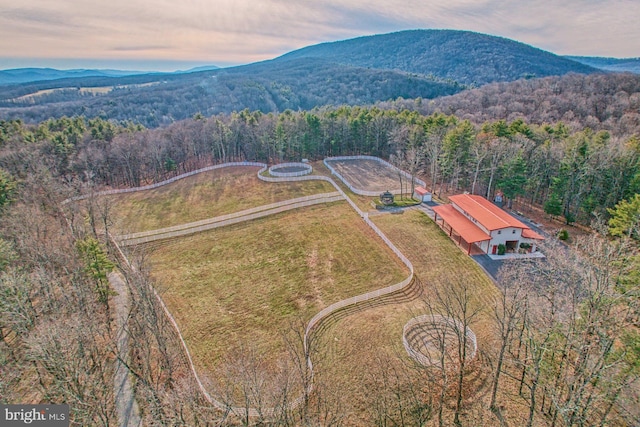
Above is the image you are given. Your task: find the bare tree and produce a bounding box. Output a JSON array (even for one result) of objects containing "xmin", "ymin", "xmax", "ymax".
[{"xmin": 489, "ymin": 271, "xmax": 527, "ymax": 416}]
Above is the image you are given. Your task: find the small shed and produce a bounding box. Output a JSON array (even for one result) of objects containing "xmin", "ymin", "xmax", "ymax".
[{"xmin": 413, "ymin": 186, "xmax": 432, "ymax": 202}]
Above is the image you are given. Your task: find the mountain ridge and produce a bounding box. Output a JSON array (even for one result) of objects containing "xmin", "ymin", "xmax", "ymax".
[
  {"xmin": 275, "ymin": 29, "xmax": 598, "ymax": 86},
  {"xmin": 0, "ymin": 65, "xmax": 220, "ymax": 86},
  {"xmin": 0, "ymin": 29, "xmax": 607, "ymax": 126},
  {"xmin": 564, "ymin": 56, "xmax": 640, "ymax": 74}
]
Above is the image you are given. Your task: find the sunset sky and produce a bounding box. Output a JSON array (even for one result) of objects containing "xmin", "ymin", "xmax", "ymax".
[{"xmin": 0, "ymin": 0, "xmax": 638, "ymax": 71}]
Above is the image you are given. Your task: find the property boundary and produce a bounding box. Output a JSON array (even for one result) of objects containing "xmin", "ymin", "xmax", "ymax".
[{"xmin": 76, "ymin": 160, "xmax": 419, "ymax": 419}]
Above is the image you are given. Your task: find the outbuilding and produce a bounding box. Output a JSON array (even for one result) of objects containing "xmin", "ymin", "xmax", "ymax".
[{"xmin": 413, "ymin": 186, "xmax": 432, "ymax": 202}]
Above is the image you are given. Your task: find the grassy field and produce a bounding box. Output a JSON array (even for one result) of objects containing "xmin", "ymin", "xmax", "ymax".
[
  {"xmin": 109, "ymin": 165, "xmax": 335, "ymax": 233},
  {"xmin": 312, "ymin": 209, "xmax": 501, "ymax": 424},
  {"xmin": 145, "ymin": 202, "xmax": 409, "ymax": 380},
  {"xmin": 112, "ymin": 164, "xmax": 503, "ymax": 422},
  {"xmin": 12, "ymin": 82, "xmax": 158, "ymax": 102}
]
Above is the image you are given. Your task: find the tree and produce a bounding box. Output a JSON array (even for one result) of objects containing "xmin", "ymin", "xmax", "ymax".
[
  {"xmin": 0, "ymin": 168, "xmax": 17, "ymax": 213},
  {"xmin": 497, "ymin": 152, "xmax": 528, "ymax": 209},
  {"xmin": 495, "ymin": 236, "xmax": 640, "ymax": 427},
  {"xmin": 421, "ymin": 282, "xmax": 480, "ymax": 427},
  {"xmin": 608, "ymin": 193, "xmax": 640, "ymax": 239},
  {"xmin": 544, "ymin": 192, "xmax": 563, "ymax": 218},
  {"xmin": 488, "ymin": 275, "xmax": 527, "ymax": 414},
  {"xmin": 75, "ymin": 236, "xmax": 115, "ymax": 306},
  {"xmin": 439, "ymin": 121, "xmax": 475, "ymax": 193}
]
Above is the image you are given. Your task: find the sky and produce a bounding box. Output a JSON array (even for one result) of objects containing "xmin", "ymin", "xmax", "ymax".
[{"xmin": 0, "ymin": 0, "xmax": 638, "ymax": 71}]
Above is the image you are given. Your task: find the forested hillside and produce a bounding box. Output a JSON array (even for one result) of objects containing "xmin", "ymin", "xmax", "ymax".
[
  {"xmin": 0, "ymin": 59, "xmax": 461, "ymax": 127},
  {"xmin": 277, "ymin": 29, "xmax": 598, "ymax": 85},
  {"xmin": 1, "ymin": 92, "xmax": 639, "ymax": 424},
  {"xmin": 0, "ymin": 30, "xmax": 603, "ymax": 127},
  {"xmin": 389, "ymin": 72, "xmax": 640, "ymax": 137}
]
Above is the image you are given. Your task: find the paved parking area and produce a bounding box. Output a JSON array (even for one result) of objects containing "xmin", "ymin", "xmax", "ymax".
[{"xmin": 471, "ymin": 254, "xmax": 504, "ymax": 281}]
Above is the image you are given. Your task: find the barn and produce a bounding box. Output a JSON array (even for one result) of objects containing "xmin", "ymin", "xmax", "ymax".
[{"xmin": 432, "ymin": 194, "xmax": 544, "ymax": 255}]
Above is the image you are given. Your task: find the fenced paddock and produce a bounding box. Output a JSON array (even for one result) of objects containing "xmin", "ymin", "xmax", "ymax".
[
  {"xmin": 101, "ymin": 161, "xmax": 416, "ymax": 418},
  {"xmin": 324, "ymin": 156, "xmax": 426, "ymax": 196},
  {"xmin": 403, "ymin": 315, "xmax": 478, "ymax": 368},
  {"xmin": 268, "ymin": 162, "xmax": 312, "ymax": 177}
]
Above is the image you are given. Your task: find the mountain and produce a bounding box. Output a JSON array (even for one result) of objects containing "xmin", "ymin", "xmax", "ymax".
[
  {"xmin": 0, "ymin": 29, "xmax": 604, "ymax": 127},
  {"xmin": 179, "ymin": 65, "xmax": 220, "ymax": 73},
  {"xmin": 275, "ymin": 29, "xmax": 599, "ymax": 86},
  {"xmin": 565, "ymin": 56, "xmax": 640, "ymax": 74},
  {"xmin": 0, "ymin": 68, "xmax": 152, "ymax": 86},
  {"xmin": 0, "ymin": 66, "xmax": 223, "ymax": 86},
  {"xmin": 0, "ymin": 58, "xmax": 462, "ymax": 127}
]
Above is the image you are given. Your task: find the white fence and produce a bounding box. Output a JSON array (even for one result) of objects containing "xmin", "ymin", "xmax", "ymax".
[
  {"xmin": 257, "ymin": 170, "xmax": 365, "ymax": 218},
  {"xmin": 402, "ymin": 315, "xmax": 478, "ymax": 368},
  {"xmin": 65, "ymin": 162, "xmax": 267, "ymax": 203},
  {"xmin": 323, "ymin": 156, "xmax": 427, "ymax": 197},
  {"xmin": 268, "ymin": 162, "xmax": 313, "ymax": 177},
  {"xmin": 77, "ymin": 161, "xmax": 420, "ymax": 419},
  {"xmin": 117, "ymin": 192, "xmax": 343, "ymax": 246}
]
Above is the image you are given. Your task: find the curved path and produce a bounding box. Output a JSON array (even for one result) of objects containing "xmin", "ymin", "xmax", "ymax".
[{"xmin": 77, "ymin": 162, "xmax": 419, "ymax": 419}]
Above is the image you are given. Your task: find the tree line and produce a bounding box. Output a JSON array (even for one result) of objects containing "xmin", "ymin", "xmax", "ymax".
[{"xmin": 2, "ymin": 103, "xmax": 638, "ymax": 225}]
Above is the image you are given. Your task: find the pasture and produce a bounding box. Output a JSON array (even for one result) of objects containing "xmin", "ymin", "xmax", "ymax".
[
  {"xmin": 311, "ymin": 209, "xmax": 499, "ymax": 422},
  {"xmin": 108, "ymin": 165, "xmax": 335, "ymax": 233},
  {"xmin": 108, "ymin": 161, "xmax": 500, "ymax": 422},
  {"xmin": 145, "ymin": 202, "xmax": 408, "ymax": 381}
]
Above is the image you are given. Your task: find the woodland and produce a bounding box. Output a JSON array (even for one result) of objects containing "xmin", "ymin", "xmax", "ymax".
[
  {"xmin": 0, "ymin": 67, "xmax": 639, "ymax": 425},
  {"xmin": 0, "ymin": 29, "xmax": 607, "ymax": 127}
]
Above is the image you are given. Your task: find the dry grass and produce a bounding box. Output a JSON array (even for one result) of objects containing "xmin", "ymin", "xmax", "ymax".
[
  {"xmin": 115, "ymin": 164, "xmax": 504, "ymax": 423},
  {"xmin": 312, "ymin": 209, "xmax": 502, "ymax": 424},
  {"xmin": 312, "ymin": 161, "xmax": 377, "ymax": 213},
  {"xmin": 109, "ymin": 165, "xmax": 335, "ymax": 233},
  {"xmin": 146, "ymin": 202, "xmax": 408, "ymax": 379}
]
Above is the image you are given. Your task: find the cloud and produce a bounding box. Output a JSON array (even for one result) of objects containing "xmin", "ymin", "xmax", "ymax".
[{"xmin": 1, "ymin": 0, "xmax": 638, "ymax": 69}]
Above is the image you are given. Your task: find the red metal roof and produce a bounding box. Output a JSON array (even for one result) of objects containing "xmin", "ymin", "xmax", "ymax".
[
  {"xmin": 522, "ymin": 228, "xmax": 544, "ymax": 240},
  {"xmin": 446, "ymin": 194, "xmax": 544, "ymax": 240},
  {"xmin": 432, "ymin": 204, "xmax": 492, "ymax": 243},
  {"xmin": 449, "ymin": 194, "xmax": 526, "ymax": 231},
  {"xmin": 414, "ymin": 186, "xmax": 429, "ymax": 196}
]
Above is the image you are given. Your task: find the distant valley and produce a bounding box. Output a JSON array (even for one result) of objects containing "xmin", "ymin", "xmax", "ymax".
[
  {"xmin": 566, "ymin": 56, "xmax": 640, "ymax": 74},
  {"xmin": 0, "ymin": 65, "xmax": 220, "ymax": 86},
  {"xmin": 0, "ymin": 29, "xmax": 635, "ymax": 127}
]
